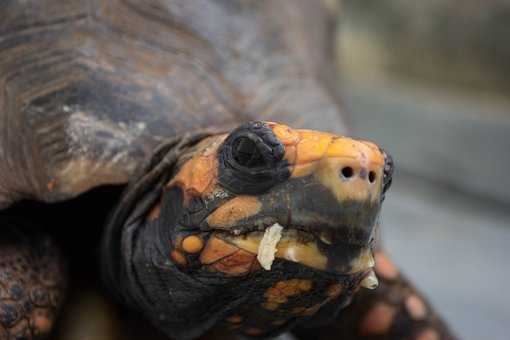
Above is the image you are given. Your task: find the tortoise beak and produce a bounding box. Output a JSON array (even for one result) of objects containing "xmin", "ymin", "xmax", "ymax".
[{"xmin": 215, "ymin": 174, "xmax": 381, "ymax": 275}]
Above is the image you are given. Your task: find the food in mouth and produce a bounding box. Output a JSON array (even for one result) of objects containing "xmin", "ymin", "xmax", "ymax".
[
  {"xmin": 257, "ymin": 223, "xmax": 284, "ymax": 270},
  {"xmin": 217, "ymin": 222, "xmax": 378, "ymax": 290}
]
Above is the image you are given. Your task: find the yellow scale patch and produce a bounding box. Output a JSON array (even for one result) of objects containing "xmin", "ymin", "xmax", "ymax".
[{"xmin": 262, "ymin": 279, "xmax": 313, "ymax": 311}]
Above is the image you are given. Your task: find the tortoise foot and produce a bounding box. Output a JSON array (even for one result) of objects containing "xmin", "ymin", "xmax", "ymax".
[
  {"xmin": 0, "ymin": 219, "xmax": 66, "ymax": 340},
  {"xmin": 293, "ymin": 251, "xmax": 458, "ymax": 340}
]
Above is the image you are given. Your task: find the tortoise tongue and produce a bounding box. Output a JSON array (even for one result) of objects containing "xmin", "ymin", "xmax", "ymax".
[{"xmin": 218, "ymin": 225, "xmax": 375, "ymax": 275}]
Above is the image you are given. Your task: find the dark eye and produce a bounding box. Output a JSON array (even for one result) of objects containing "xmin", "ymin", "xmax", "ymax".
[
  {"xmin": 218, "ymin": 121, "xmax": 290, "ymax": 195},
  {"xmin": 232, "ymin": 137, "xmax": 266, "ymax": 168}
]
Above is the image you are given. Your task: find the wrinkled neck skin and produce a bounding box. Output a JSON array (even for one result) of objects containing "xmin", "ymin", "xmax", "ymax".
[
  {"xmin": 113, "ymin": 155, "xmax": 242, "ymax": 339},
  {"xmin": 116, "ymin": 183, "xmax": 232, "ymax": 339}
]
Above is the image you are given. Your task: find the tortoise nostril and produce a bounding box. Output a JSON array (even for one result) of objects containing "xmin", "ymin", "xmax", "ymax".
[
  {"xmin": 341, "ymin": 166, "xmax": 353, "ymax": 179},
  {"xmin": 368, "ymin": 171, "xmax": 376, "ymax": 183}
]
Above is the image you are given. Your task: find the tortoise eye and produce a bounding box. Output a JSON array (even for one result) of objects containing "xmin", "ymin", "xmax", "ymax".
[
  {"xmin": 218, "ymin": 121, "xmax": 290, "ymax": 195},
  {"xmin": 232, "ymin": 137, "xmax": 266, "ymax": 168}
]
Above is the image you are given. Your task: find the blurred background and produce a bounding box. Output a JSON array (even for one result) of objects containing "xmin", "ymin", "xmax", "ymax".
[{"xmin": 334, "ymin": 1, "xmax": 510, "ymax": 339}]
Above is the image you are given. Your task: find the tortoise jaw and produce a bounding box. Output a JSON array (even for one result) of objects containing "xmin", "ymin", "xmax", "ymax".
[{"xmin": 216, "ymin": 223, "xmax": 377, "ymax": 278}]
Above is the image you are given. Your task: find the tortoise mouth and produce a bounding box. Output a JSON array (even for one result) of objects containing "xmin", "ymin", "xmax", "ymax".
[{"xmin": 212, "ymin": 222, "xmax": 376, "ymax": 280}]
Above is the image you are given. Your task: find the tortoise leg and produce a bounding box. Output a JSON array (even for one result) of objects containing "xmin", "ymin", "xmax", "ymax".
[
  {"xmin": 292, "ymin": 250, "xmax": 457, "ymax": 340},
  {"xmin": 0, "ymin": 218, "xmax": 66, "ymax": 339}
]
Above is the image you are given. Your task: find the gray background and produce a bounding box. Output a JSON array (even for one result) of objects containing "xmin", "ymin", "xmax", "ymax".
[{"xmin": 337, "ymin": 1, "xmax": 510, "ymax": 339}]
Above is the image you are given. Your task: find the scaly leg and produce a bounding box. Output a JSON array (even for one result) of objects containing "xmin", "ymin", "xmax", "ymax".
[
  {"xmin": 293, "ymin": 250, "xmax": 457, "ymax": 340},
  {"xmin": 0, "ymin": 218, "xmax": 66, "ymax": 339}
]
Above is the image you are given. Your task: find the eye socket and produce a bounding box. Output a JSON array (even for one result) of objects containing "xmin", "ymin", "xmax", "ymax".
[
  {"xmin": 232, "ymin": 137, "xmax": 266, "ymax": 168},
  {"xmin": 218, "ymin": 121, "xmax": 290, "ymax": 195}
]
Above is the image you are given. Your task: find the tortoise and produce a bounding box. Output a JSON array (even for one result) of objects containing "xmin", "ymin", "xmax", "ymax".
[{"xmin": 0, "ymin": 1, "xmax": 456, "ymax": 339}]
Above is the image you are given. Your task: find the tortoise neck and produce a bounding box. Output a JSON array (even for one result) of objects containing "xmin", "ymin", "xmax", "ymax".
[{"xmin": 100, "ymin": 130, "xmax": 218, "ymax": 301}]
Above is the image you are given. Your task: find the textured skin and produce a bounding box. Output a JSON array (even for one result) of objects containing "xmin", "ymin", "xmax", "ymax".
[
  {"xmin": 0, "ymin": 220, "xmax": 66, "ymax": 340},
  {"xmin": 293, "ymin": 251, "xmax": 457, "ymax": 340},
  {"xmin": 0, "ymin": 0, "xmax": 345, "ymax": 208}
]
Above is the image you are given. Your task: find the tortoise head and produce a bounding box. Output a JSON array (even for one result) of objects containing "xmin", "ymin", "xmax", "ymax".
[{"xmin": 108, "ymin": 121, "xmax": 393, "ymax": 339}]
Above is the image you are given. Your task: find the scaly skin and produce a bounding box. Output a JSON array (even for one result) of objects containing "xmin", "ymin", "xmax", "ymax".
[
  {"xmin": 0, "ymin": 219, "xmax": 66, "ymax": 340},
  {"xmin": 293, "ymin": 250, "xmax": 457, "ymax": 340}
]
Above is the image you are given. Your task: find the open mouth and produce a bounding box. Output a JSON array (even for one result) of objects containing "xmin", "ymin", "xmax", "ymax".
[{"xmin": 212, "ymin": 222, "xmax": 378, "ymax": 289}]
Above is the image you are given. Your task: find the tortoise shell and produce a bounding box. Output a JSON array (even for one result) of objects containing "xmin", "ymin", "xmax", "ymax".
[{"xmin": 0, "ymin": 0, "xmax": 345, "ymax": 208}]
